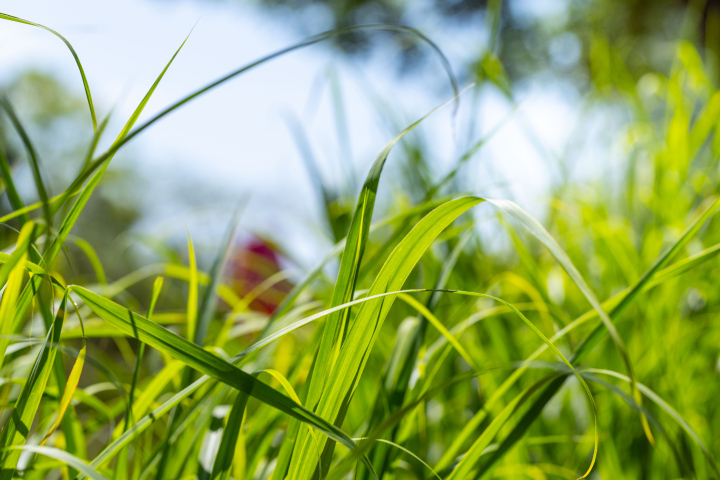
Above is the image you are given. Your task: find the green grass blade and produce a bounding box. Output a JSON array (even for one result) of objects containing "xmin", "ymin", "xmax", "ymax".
[
  {"xmin": 0, "ymin": 12, "xmax": 97, "ymax": 131},
  {"xmin": 0, "ymin": 95, "xmax": 52, "ymax": 232},
  {"xmin": 0, "ymin": 142, "xmax": 28, "ymax": 225}
]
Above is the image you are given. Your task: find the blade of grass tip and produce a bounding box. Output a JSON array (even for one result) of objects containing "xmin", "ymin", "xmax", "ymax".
[
  {"xmin": 398, "ymin": 293, "xmax": 479, "ymax": 372},
  {"xmin": 0, "ymin": 13, "xmax": 97, "ymax": 131},
  {"xmin": 80, "ymin": 112, "xmax": 112, "ymax": 172},
  {"xmin": 0, "ymin": 141, "xmax": 29, "ymax": 225},
  {"xmin": 209, "ymin": 375, "xmax": 255, "ymax": 480},
  {"xmin": 487, "ymin": 197, "xmax": 653, "ymax": 445},
  {"xmin": 69, "ymin": 237, "xmax": 107, "ymax": 285},
  {"xmin": 6, "ymin": 446, "xmax": 108, "ymax": 480},
  {"xmin": 196, "ymin": 205, "xmax": 243, "ymax": 347},
  {"xmin": 49, "ymin": 26, "xmax": 193, "ymax": 222},
  {"xmin": 359, "ymin": 232, "xmax": 471, "ymax": 480},
  {"xmin": 477, "ymin": 195, "xmax": 720, "ymax": 475},
  {"xmin": 0, "ymin": 95, "xmax": 52, "ymax": 235},
  {"xmin": 0, "ymin": 190, "xmax": 80, "ymax": 225},
  {"xmin": 0, "ymin": 292, "xmax": 67, "ymax": 480},
  {"xmin": 308, "ymin": 85, "xmax": 472, "ymax": 411},
  {"xmin": 68, "ymin": 286, "xmax": 380, "ymax": 479},
  {"xmin": 61, "ymin": 24, "xmax": 459, "ymax": 211}
]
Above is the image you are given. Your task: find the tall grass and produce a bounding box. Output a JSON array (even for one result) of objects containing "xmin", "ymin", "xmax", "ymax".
[{"xmin": 0, "ymin": 8, "xmax": 719, "ymax": 480}]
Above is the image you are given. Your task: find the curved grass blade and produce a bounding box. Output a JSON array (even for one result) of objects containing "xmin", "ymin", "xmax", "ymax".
[
  {"xmin": 0, "ymin": 13, "xmax": 97, "ymax": 131},
  {"xmin": 487, "ymin": 197, "xmax": 653, "ymax": 444},
  {"xmin": 5, "ymin": 445, "xmax": 108, "ymax": 480},
  {"xmin": 583, "ymin": 368, "xmax": 720, "ymax": 477}
]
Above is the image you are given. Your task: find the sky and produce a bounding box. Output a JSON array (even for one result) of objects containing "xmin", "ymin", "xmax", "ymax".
[{"xmin": 0, "ymin": 0, "xmax": 585, "ymax": 268}]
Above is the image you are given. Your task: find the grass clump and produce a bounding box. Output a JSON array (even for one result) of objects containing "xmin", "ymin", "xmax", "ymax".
[{"xmin": 0, "ymin": 8, "xmax": 719, "ymax": 480}]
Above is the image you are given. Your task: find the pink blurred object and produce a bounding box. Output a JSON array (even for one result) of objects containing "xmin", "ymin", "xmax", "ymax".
[{"xmin": 224, "ymin": 235, "xmax": 293, "ymax": 314}]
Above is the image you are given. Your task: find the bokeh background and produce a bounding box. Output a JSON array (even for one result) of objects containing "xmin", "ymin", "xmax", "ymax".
[
  {"xmin": 2, "ymin": 1, "xmax": 720, "ymax": 478},
  {"xmin": 4, "ymin": 0, "xmax": 708, "ymax": 279}
]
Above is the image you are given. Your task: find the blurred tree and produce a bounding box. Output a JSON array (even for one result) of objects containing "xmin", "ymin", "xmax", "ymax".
[{"xmin": 155, "ymin": 0, "xmax": 720, "ymax": 86}]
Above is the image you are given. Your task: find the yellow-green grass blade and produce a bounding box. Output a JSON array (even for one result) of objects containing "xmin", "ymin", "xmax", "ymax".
[
  {"xmin": 286, "ymin": 197, "xmax": 483, "ymax": 480},
  {"xmin": 39, "ymin": 339, "xmax": 86, "ymax": 447},
  {"xmin": 0, "ymin": 222, "xmax": 35, "ymax": 372},
  {"xmin": 306, "ymin": 88, "xmax": 468, "ymax": 418}
]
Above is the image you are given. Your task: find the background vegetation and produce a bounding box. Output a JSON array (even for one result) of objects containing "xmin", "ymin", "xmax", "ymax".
[{"xmin": 0, "ymin": 0, "xmax": 720, "ymax": 478}]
